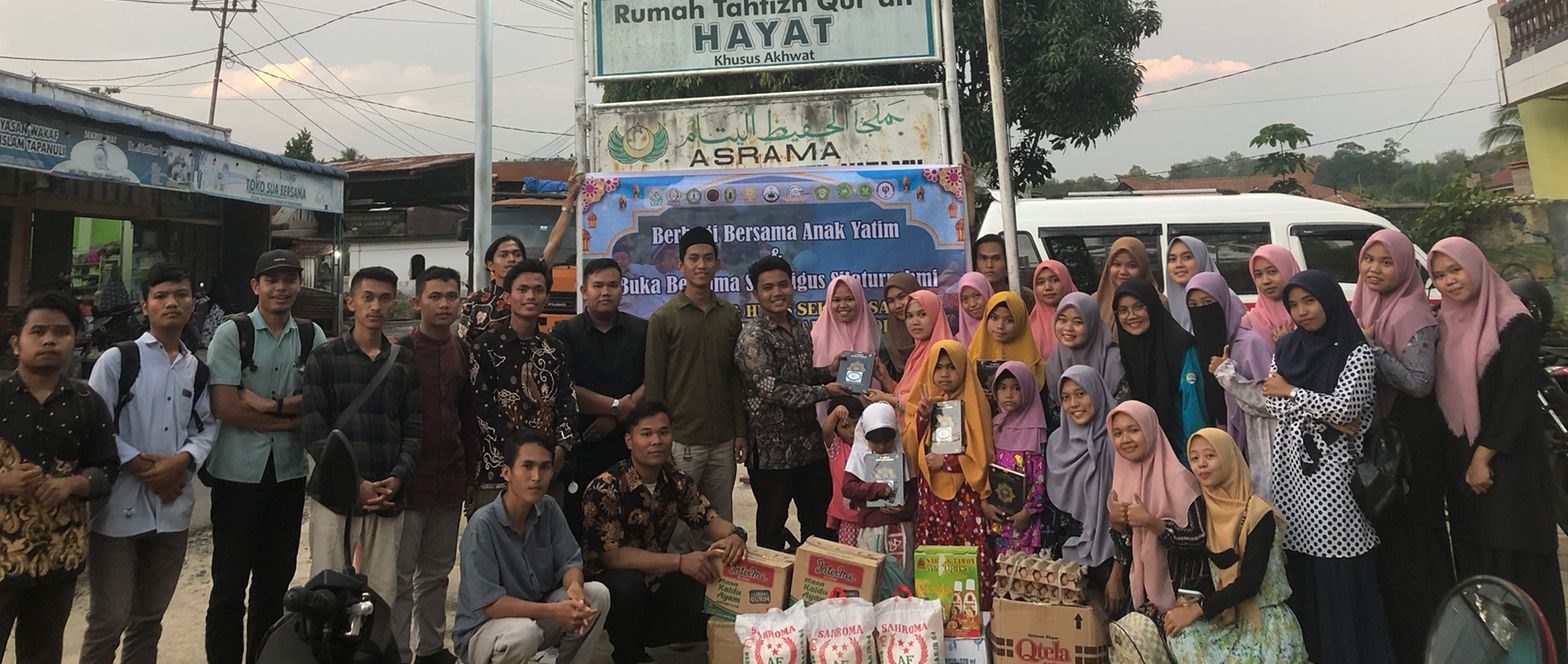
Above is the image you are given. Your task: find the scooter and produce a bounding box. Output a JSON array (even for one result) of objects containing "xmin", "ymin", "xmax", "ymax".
[{"xmin": 256, "ymin": 432, "xmax": 398, "ymax": 664}]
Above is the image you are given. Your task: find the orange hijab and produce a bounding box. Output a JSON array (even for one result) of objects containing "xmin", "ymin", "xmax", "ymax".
[
  {"xmin": 902, "ymin": 340, "xmax": 994, "ymax": 500},
  {"xmin": 968, "ymin": 291, "xmax": 1045, "ymax": 385}
]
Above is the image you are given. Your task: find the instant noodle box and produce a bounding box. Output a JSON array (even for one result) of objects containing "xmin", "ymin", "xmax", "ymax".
[
  {"xmin": 707, "ymin": 618, "xmax": 743, "ymax": 664},
  {"xmin": 705, "ymin": 545, "xmax": 796, "ymax": 620},
  {"xmin": 789, "ymin": 537, "xmax": 884, "ymax": 605},
  {"xmin": 912, "ymin": 545, "xmax": 981, "ymax": 639},
  {"xmin": 988, "ymin": 598, "xmax": 1108, "ymax": 664}
]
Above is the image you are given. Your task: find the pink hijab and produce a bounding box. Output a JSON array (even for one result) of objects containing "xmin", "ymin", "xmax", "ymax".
[
  {"xmin": 954, "ymin": 272, "xmax": 994, "ymax": 346},
  {"xmin": 812, "ymin": 275, "xmax": 882, "ymax": 366},
  {"xmin": 1352, "ymin": 229, "xmax": 1436, "ymax": 361},
  {"xmin": 1028, "ymin": 260, "xmax": 1077, "ymax": 360},
  {"xmin": 991, "ymin": 360, "xmax": 1048, "ymax": 452},
  {"xmin": 894, "ymin": 290, "xmax": 955, "ymax": 404},
  {"xmin": 1108, "ymin": 400, "xmax": 1202, "ymax": 612},
  {"xmin": 1430, "ymin": 237, "xmax": 1529, "ymax": 441},
  {"xmin": 1240, "ymin": 244, "xmax": 1301, "ymax": 348}
]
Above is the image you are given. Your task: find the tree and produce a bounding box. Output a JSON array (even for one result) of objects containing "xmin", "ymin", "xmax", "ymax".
[
  {"xmin": 601, "ymin": 0, "xmax": 1161, "ymax": 190},
  {"xmin": 283, "ymin": 129, "xmax": 316, "ymax": 162},
  {"xmin": 1480, "ymin": 105, "xmax": 1525, "ymax": 158},
  {"xmin": 335, "ymin": 147, "xmax": 365, "ymax": 162},
  {"xmin": 1249, "ymin": 123, "xmax": 1313, "ymax": 195},
  {"xmin": 1404, "ymin": 173, "xmax": 1523, "ymax": 250},
  {"xmin": 88, "ymin": 86, "xmax": 121, "ymax": 97}
]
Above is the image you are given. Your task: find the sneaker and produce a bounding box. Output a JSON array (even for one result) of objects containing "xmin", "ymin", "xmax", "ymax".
[{"xmin": 413, "ymin": 650, "xmax": 459, "ymax": 664}]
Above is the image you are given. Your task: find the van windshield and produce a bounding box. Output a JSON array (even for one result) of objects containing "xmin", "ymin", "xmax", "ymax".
[
  {"xmin": 494, "ymin": 206, "xmax": 575, "ymax": 267},
  {"xmin": 1040, "ymin": 230, "xmax": 1161, "ymax": 293}
]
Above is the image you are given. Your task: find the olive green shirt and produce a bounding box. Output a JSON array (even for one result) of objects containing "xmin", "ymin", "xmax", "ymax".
[{"xmin": 644, "ymin": 291, "xmax": 746, "ymax": 445}]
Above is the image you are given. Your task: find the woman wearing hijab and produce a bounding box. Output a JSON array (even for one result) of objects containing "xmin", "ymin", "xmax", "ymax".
[
  {"xmin": 1240, "ymin": 245, "xmax": 1301, "ymax": 349},
  {"xmin": 1262, "ymin": 269, "xmax": 1393, "ymax": 664},
  {"xmin": 1430, "ymin": 237, "xmax": 1567, "ymax": 648},
  {"xmin": 886, "ymin": 290, "xmax": 954, "ymax": 407},
  {"xmin": 904, "ymin": 339, "xmax": 996, "ymax": 607},
  {"xmin": 1107, "ymin": 400, "xmax": 1208, "ymax": 621},
  {"xmin": 953, "ymin": 272, "xmax": 994, "ymax": 346},
  {"xmin": 1351, "ymin": 230, "xmax": 1452, "ymax": 662},
  {"xmin": 1201, "ymin": 271, "xmax": 1279, "ymax": 500},
  {"xmin": 970, "ymin": 292, "xmax": 1045, "ymax": 385},
  {"xmin": 1094, "ymin": 237, "xmax": 1163, "ymax": 327},
  {"xmin": 1046, "ymin": 365, "xmax": 1123, "ymax": 613},
  {"xmin": 879, "ymin": 272, "xmax": 921, "ymax": 381},
  {"xmin": 986, "ymin": 362, "xmax": 1055, "ymax": 554},
  {"xmin": 1029, "ymin": 260, "xmax": 1077, "ymax": 360},
  {"xmin": 1114, "ymin": 280, "xmax": 1208, "ymax": 455},
  {"xmin": 842, "ymin": 402, "xmax": 919, "ymax": 574},
  {"xmin": 1046, "ymin": 293, "xmax": 1127, "ymax": 407},
  {"xmin": 1165, "ymin": 429, "xmax": 1307, "ymax": 664},
  {"xmin": 1166, "ymin": 236, "xmax": 1222, "ymax": 332}
]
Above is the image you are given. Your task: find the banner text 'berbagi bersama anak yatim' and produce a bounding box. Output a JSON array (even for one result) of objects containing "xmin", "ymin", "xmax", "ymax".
[
  {"xmin": 579, "ymin": 165, "xmax": 967, "ymax": 323},
  {"xmin": 593, "ymin": 0, "xmax": 937, "ymax": 78}
]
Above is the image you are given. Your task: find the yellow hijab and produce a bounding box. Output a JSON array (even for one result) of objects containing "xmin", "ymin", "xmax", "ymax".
[
  {"xmin": 902, "ymin": 339, "xmax": 994, "ymax": 501},
  {"xmin": 1190, "ymin": 428, "xmax": 1283, "ymax": 627},
  {"xmin": 967, "ymin": 291, "xmax": 1045, "ymax": 385}
]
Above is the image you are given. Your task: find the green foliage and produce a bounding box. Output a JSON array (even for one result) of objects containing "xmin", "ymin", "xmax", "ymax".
[
  {"xmin": 1480, "ymin": 105, "xmax": 1525, "ymax": 158},
  {"xmin": 1249, "ymin": 123, "xmax": 1313, "ymax": 195},
  {"xmin": 601, "ymin": 0, "xmax": 1161, "ymax": 190},
  {"xmin": 335, "ymin": 147, "xmax": 365, "ymax": 162},
  {"xmin": 1404, "ymin": 173, "xmax": 1524, "ymax": 250},
  {"xmin": 1167, "ymin": 152, "xmax": 1256, "ymax": 179},
  {"xmin": 283, "ymin": 129, "xmax": 316, "ymax": 162},
  {"xmin": 1029, "ymin": 174, "xmax": 1117, "ymax": 197}
]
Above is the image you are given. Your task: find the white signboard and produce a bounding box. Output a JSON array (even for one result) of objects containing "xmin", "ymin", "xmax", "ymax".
[
  {"xmin": 592, "ymin": 0, "xmax": 937, "ymax": 79},
  {"xmin": 192, "ymin": 149, "xmax": 345, "ymax": 213},
  {"xmin": 591, "ymin": 85, "xmax": 947, "ymax": 171}
]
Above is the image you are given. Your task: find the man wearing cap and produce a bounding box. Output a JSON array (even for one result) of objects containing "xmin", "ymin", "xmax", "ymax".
[
  {"xmin": 203, "ymin": 250, "xmax": 328, "ymax": 664},
  {"xmin": 644, "ymin": 227, "xmax": 746, "ymax": 541}
]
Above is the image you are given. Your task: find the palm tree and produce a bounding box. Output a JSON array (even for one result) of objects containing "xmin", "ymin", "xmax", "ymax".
[{"xmin": 1480, "ymin": 105, "xmax": 1526, "ymax": 158}]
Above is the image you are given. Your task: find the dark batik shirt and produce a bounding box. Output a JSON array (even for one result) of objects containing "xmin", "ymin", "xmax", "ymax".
[
  {"xmin": 580, "ymin": 459, "xmax": 715, "ymax": 576},
  {"xmin": 398, "ymin": 331, "xmax": 479, "ymax": 511},
  {"xmin": 301, "ymin": 334, "xmax": 423, "ymax": 515},
  {"xmin": 471, "ymin": 325, "xmax": 580, "ymax": 490},
  {"xmin": 0, "ymin": 374, "xmax": 118, "ymax": 589},
  {"xmin": 734, "ymin": 313, "xmax": 833, "ymax": 470},
  {"xmin": 459, "ymin": 282, "xmax": 511, "ymax": 345}
]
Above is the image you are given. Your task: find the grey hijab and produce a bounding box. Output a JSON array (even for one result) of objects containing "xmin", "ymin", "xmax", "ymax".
[
  {"xmin": 1167, "ymin": 235, "xmax": 1219, "ymax": 332},
  {"xmin": 1045, "ymin": 364, "xmax": 1118, "ymax": 567}
]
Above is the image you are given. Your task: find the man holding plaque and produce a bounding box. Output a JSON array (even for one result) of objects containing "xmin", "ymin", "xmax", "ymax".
[{"xmin": 733, "ymin": 256, "xmax": 851, "ymax": 551}]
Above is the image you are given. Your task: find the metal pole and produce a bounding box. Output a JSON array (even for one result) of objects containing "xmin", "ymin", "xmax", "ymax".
[
  {"xmin": 573, "ymin": 0, "xmax": 588, "ymax": 172},
  {"xmin": 472, "ymin": 0, "xmax": 494, "ymax": 290},
  {"xmin": 981, "ymin": 0, "xmax": 1020, "ymax": 292},
  {"xmin": 939, "ymin": 0, "xmax": 963, "ymax": 165},
  {"xmin": 207, "ymin": 0, "xmax": 230, "ymax": 124}
]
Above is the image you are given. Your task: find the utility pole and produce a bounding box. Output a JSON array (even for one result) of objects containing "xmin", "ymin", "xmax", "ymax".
[
  {"xmin": 192, "ymin": 0, "xmax": 257, "ymax": 125},
  {"xmin": 472, "ymin": 0, "xmax": 494, "ymax": 290},
  {"xmin": 980, "ymin": 0, "xmax": 1020, "ymax": 292}
]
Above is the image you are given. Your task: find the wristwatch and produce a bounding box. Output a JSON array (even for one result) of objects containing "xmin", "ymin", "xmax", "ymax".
[
  {"xmin": 610, "ymin": 398, "xmax": 622, "ymax": 418},
  {"xmin": 730, "ymin": 526, "xmax": 748, "ymax": 542}
]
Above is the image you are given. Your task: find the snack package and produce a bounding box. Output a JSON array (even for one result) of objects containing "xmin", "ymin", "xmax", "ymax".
[
  {"xmin": 736, "ymin": 603, "xmax": 809, "ymax": 664},
  {"xmin": 805, "ymin": 593, "xmax": 877, "ymax": 664},
  {"xmin": 873, "ymin": 593, "xmax": 943, "ymax": 664}
]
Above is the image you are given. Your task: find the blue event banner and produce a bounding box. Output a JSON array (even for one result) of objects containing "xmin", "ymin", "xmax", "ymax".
[{"xmin": 579, "ymin": 165, "xmax": 971, "ymax": 321}]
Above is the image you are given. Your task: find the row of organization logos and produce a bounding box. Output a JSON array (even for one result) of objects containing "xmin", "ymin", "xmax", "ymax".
[{"xmin": 595, "ymin": 176, "xmax": 937, "ymax": 210}]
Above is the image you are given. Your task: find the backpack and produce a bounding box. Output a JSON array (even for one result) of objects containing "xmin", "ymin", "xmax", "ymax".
[
  {"xmin": 227, "ymin": 313, "xmax": 315, "ymax": 373},
  {"xmin": 112, "ymin": 341, "xmax": 211, "ymax": 433}
]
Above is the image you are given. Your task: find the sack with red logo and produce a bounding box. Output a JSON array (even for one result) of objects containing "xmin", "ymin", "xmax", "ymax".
[
  {"xmin": 736, "ymin": 602, "xmax": 809, "ymax": 664},
  {"xmin": 806, "ymin": 589, "xmax": 877, "ymax": 664},
  {"xmin": 872, "ymin": 586, "xmax": 943, "ymax": 664}
]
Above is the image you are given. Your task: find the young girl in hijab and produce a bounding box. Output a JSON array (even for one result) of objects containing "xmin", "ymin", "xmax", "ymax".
[
  {"xmin": 1186, "ymin": 273, "xmax": 1256, "ymax": 436},
  {"xmin": 1107, "ymin": 400, "xmax": 1208, "ymax": 623},
  {"xmin": 1029, "ymin": 260, "xmax": 1077, "ymax": 360},
  {"xmin": 953, "ymin": 272, "xmax": 994, "ymax": 346},
  {"xmin": 1164, "ymin": 428, "xmax": 1308, "ymax": 664},
  {"xmin": 1046, "ymin": 293, "xmax": 1127, "ymax": 407},
  {"xmin": 970, "ymin": 292, "xmax": 1045, "ymax": 385},
  {"xmin": 1095, "ymin": 237, "xmax": 1163, "ymax": 327},
  {"xmin": 1166, "ymin": 236, "xmax": 1221, "ymax": 332},
  {"xmin": 985, "ymin": 362, "xmax": 1054, "ymax": 554},
  {"xmin": 823, "ymin": 397, "xmax": 865, "ymax": 546},
  {"xmin": 1114, "ymin": 280, "xmax": 1207, "ymax": 455},
  {"xmin": 1046, "ymin": 365, "xmax": 1123, "ymax": 614},
  {"xmin": 1351, "ymin": 229, "xmax": 1453, "ymax": 663},
  {"xmin": 887, "ymin": 290, "xmax": 954, "ymax": 407},
  {"xmin": 1240, "ymin": 245, "xmax": 1300, "ymax": 349},
  {"xmin": 1429, "ymin": 236, "xmax": 1567, "ymax": 648},
  {"xmin": 1262, "ymin": 269, "xmax": 1393, "ymax": 664},
  {"xmin": 904, "ymin": 339, "xmax": 996, "ymax": 606},
  {"xmin": 879, "ymin": 272, "xmax": 921, "ymax": 382},
  {"xmin": 843, "ymin": 401, "xmax": 920, "ymax": 574}
]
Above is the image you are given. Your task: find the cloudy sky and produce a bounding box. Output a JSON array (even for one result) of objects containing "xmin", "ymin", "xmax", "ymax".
[{"xmin": 0, "ymin": 0, "xmax": 1502, "ymax": 179}]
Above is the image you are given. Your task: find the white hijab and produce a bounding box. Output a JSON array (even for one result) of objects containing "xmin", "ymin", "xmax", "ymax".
[{"xmin": 844, "ymin": 402, "xmax": 901, "ymax": 479}]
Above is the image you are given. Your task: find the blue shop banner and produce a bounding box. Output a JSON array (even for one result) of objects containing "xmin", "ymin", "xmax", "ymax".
[
  {"xmin": 580, "ymin": 165, "xmax": 969, "ymax": 321},
  {"xmin": 0, "ymin": 107, "xmax": 192, "ymax": 191}
]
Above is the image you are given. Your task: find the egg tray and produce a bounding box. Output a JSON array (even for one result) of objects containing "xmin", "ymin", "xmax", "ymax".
[{"xmin": 992, "ymin": 551, "xmax": 1088, "ymax": 606}]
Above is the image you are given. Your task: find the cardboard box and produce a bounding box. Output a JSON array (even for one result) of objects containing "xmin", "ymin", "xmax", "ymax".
[
  {"xmin": 988, "ymin": 598, "xmax": 1109, "ymax": 664},
  {"xmin": 708, "ymin": 617, "xmax": 742, "ymax": 664},
  {"xmin": 790, "ymin": 536, "xmax": 884, "ymax": 605},
  {"xmin": 705, "ymin": 546, "xmax": 795, "ymax": 620},
  {"xmin": 944, "ymin": 638, "xmax": 987, "ymax": 664},
  {"xmin": 913, "ymin": 545, "xmax": 981, "ymax": 639}
]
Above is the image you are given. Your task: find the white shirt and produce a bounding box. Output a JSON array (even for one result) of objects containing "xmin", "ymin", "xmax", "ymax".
[{"xmin": 88, "ymin": 332, "xmax": 217, "ymax": 537}]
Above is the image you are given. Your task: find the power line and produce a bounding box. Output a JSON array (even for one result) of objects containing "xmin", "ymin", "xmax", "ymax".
[
  {"xmin": 1139, "ymin": 0, "xmax": 1487, "ymax": 98},
  {"xmin": 1396, "ymin": 24, "xmax": 1490, "ymax": 145},
  {"xmin": 409, "ymin": 0, "xmax": 569, "ymax": 39},
  {"xmin": 97, "ymin": 58, "xmax": 570, "ymax": 100},
  {"xmin": 268, "ymin": 0, "xmax": 568, "ymax": 29},
  {"xmin": 231, "ymin": 52, "xmax": 351, "ymax": 153},
  {"xmin": 1138, "ymin": 79, "xmax": 1493, "ymax": 113}
]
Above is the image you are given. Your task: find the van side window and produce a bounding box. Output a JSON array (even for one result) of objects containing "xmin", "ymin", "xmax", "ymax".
[
  {"xmin": 1015, "ymin": 231, "xmax": 1041, "ymax": 271},
  {"xmin": 1292, "ymin": 224, "xmax": 1384, "ymax": 285},
  {"xmin": 1039, "ymin": 225, "xmax": 1161, "ymax": 293},
  {"xmin": 1168, "ymin": 224, "xmax": 1271, "ymax": 295}
]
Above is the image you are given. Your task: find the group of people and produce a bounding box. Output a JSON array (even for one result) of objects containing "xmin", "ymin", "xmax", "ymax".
[{"xmin": 0, "ymin": 219, "xmax": 1562, "ymax": 664}]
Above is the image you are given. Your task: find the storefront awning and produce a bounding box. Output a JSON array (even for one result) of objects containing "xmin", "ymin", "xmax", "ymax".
[{"xmin": 0, "ymin": 80, "xmax": 347, "ymax": 213}]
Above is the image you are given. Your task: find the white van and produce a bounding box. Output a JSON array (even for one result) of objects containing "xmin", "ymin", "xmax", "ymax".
[{"xmin": 978, "ymin": 191, "xmax": 1427, "ymax": 303}]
